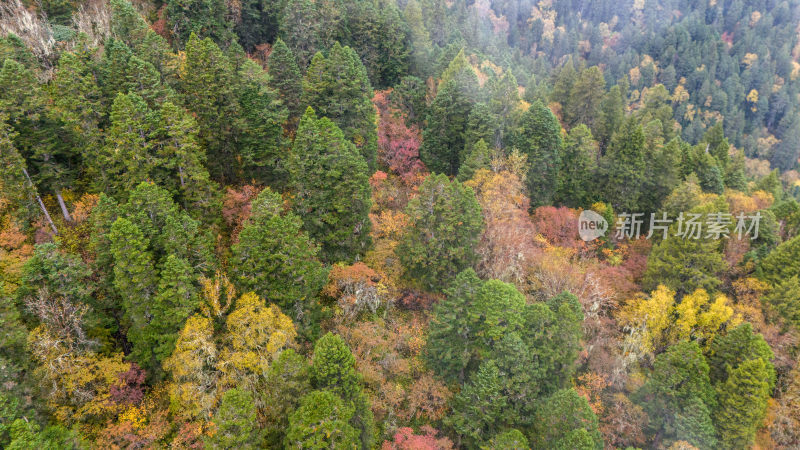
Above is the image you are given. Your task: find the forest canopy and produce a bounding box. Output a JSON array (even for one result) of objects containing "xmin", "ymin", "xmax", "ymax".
[{"xmin": 1, "ymin": 0, "xmax": 800, "ymax": 448}]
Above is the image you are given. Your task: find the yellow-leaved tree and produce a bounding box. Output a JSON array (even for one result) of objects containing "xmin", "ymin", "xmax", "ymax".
[
  {"xmin": 217, "ymin": 292, "xmax": 297, "ymax": 390},
  {"xmin": 28, "ymin": 325, "xmax": 130, "ymax": 434},
  {"xmin": 164, "ymin": 286, "xmax": 297, "ymax": 419},
  {"xmin": 620, "ymin": 285, "xmax": 740, "ymax": 360},
  {"xmin": 162, "ymin": 314, "xmax": 218, "ymax": 419}
]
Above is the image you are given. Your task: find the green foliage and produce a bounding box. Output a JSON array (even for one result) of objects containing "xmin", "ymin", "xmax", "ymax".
[
  {"xmin": 98, "ymin": 92, "xmax": 156, "ymax": 196},
  {"xmin": 725, "ymin": 150, "xmax": 748, "ymax": 191},
  {"xmin": 234, "ymin": 0, "xmax": 281, "ymax": 51},
  {"xmin": 230, "ymin": 187, "xmax": 327, "ymax": 339},
  {"xmin": 595, "ymin": 84, "xmax": 625, "ymax": 149},
  {"xmin": 564, "ymin": 66, "xmax": 605, "ymax": 130},
  {"xmin": 463, "ymin": 103, "xmax": 498, "ymax": 158},
  {"xmin": 150, "ymin": 255, "xmax": 200, "ymax": 364},
  {"xmin": 49, "ymin": 47, "xmax": 103, "ymax": 187},
  {"xmin": 234, "ymin": 59, "xmax": 289, "ymax": 185},
  {"xmin": 261, "ymin": 349, "xmax": 312, "ymax": 446},
  {"xmin": 714, "ymin": 358, "xmax": 772, "ymax": 449},
  {"xmin": 302, "ymin": 43, "xmax": 377, "ymax": 170},
  {"xmin": 267, "ymin": 38, "xmax": 303, "ymax": 122},
  {"xmin": 109, "ymin": 216, "xmax": 158, "ymax": 368},
  {"xmin": 530, "ymin": 388, "xmax": 603, "ymax": 450},
  {"xmin": 425, "ymin": 269, "xmax": 584, "ymax": 423},
  {"xmin": 288, "ymin": 108, "xmax": 372, "ymax": 263},
  {"xmin": 756, "ymin": 170, "xmax": 784, "ymax": 202},
  {"xmin": 763, "ymin": 276, "xmax": 800, "ymax": 330},
  {"xmin": 674, "ymin": 397, "xmax": 717, "ymax": 450},
  {"xmin": 110, "ymin": 0, "xmax": 149, "ymax": 46},
  {"xmin": 694, "ymin": 149, "xmax": 725, "ymax": 194},
  {"xmin": 398, "ymin": 174, "xmax": 483, "ymax": 291},
  {"xmin": 760, "ymin": 235, "xmax": 800, "ymax": 285},
  {"xmin": 599, "ymin": 118, "xmax": 646, "ymax": 213},
  {"xmin": 640, "ymin": 136, "xmax": 682, "ymax": 212},
  {"xmin": 308, "ymin": 334, "xmax": 374, "ymax": 447},
  {"xmin": 153, "ymin": 101, "xmax": 221, "ymax": 221},
  {"xmin": 514, "ymin": 100, "xmax": 563, "ymax": 207},
  {"xmin": 0, "ymin": 117, "xmax": 38, "ymax": 225},
  {"xmin": 6, "ymin": 419, "xmax": 82, "ymax": 450},
  {"xmin": 425, "ymin": 270, "xmax": 526, "ymax": 384},
  {"xmin": 642, "ymin": 202, "xmax": 727, "ymax": 295},
  {"xmin": 457, "ymin": 139, "xmax": 492, "ymax": 182},
  {"xmin": 487, "ymin": 71, "xmax": 521, "ymax": 146},
  {"xmin": 278, "ymin": 0, "xmax": 340, "ymax": 68},
  {"xmin": 555, "ymin": 124, "xmax": 598, "ymax": 207},
  {"xmin": 420, "ymin": 51, "xmax": 480, "ymax": 175},
  {"xmin": 338, "ymin": 0, "xmax": 410, "ymax": 87},
  {"xmin": 18, "ymin": 243, "xmax": 91, "ymax": 307},
  {"xmin": 0, "ymin": 35, "xmax": 37, "ymax": 71},
  {"xmin": 488, "ymin": 429, "xmax": 529, "ymax": 450},
  {"xmin": 634, "ymin": 340, "xmax": 717, "ymax": 448},
  {"xmin": 98, "ymin": 181, "xmax": 213, "ymax": 371},
  {"xmin": 285, "ymin": 390, "xmax": 360, "ymax": 449},
  {"xmin": 166, "ymin": 0, "xmax": 233, "ymax": 47},
  {"xmin": 179, "ymin": 34, "xmax": 240, "ymax": 182},
  {"xmin": 446, "ymin": 361, "xmax": 506, "ymax": 447},
  {"xmin": 205, "ymin": 388, "xmax": 262, "ymax": 449},
  {"xmin": 312, "ymin": 332, "xmax": 361, "ymax": 401},
  {"xmin": 708, "ymin": 323, "xmax": 775, "ymax": 387}
]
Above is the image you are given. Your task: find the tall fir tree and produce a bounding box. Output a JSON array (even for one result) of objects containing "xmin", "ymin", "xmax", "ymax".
[
  {"xmin": 310, "ymin": 332, "xmax": 374, "ymax": 449},
  {"xmin": 205, "ymin": 388, "xmax": 262, "ymax": 449},
  {"xmin": 166, "ymin": 0, "xmax": 233, "ymax": 47},
  {"xmin": 230, "ymin": 187, "xmax": 328, "ymax": 340},
  {"xmin": 707, "ymin": 323, "xmax": 775, "ymax": 387},
  {"xmin": 288, "ymin": 108, "xmax": 372, "ymax": 263},
  {"xmin": 759, "ymin": 234, "xmax": 800, "ymax": 285},
  {"xmin": 457, "ymin": 139, "xmax": 492, "ymax": 182},
  {"xmin": 487, "ymin": 70, "xmax": 520, "ymax": 148},
  {"xmin": 555, "ymin": 124, "xmax": 598, "ymax": 207},
  {"xmin": 565, "ymin": 66, "xmax": 605, "ymax": 130},
  {"xmin": 0, "ymin": 116, "xmax": 38, "ymax": 225},
  {"xmin": 285, "ymin": 390, "xmax": 360, "ymax": 449},
  {"xmin": 445, "ymin": 361, "xmax": 506, "ymax": 447},
  {"xmin": 302, "ymin": 43, "xmax": 378, "ymax": 170},
  {"xmin": 149, "ymin": 255, "xmax": 200, "ymax": 368},
  {"xmin": 634, "ymin": 340, "xmax": 717, "ymax": 448},
  {"xmin": 420, "ymin": 51, "xmax": 480, "ymax": 175},
  {"xmin": 599, "ymin": 118, "xmax": 647, "ymax": 213},
  {"xmin": 268, "ymin": 39, "xmax": 303, "ymax": 124},
  {"xmin": 514, "ymin": 100, "xmax": 563, "ymax": 208},
  {"xmin": 108, "ymin": 217, "xmax": 158, "ymax": 370},
  {"xmin": 311, "ymin": 333, "xmax": 361, "ymax": 401},
  {"xmin": 398, "ymin": 174, "xmax": 483, "ymax": 291},
  {"xmin": 595, "ymin": 84, "xmax": 625, "ymax": 150},
  {"xmin": 725, "ymin": 150, "xmax": 748, "ymax": 191},
  {"xmin": 109, "ymin": 0, "xmax": 149, "ymax": 47},
  {"xmin": 180, "ymin": 34, "xmax": 241, "ymax": 182},
  {"xmin": 153, "ymin": 101, "xmax": 221, "ymax": 221},
  {"xmin": 99, "ymin": 92, "xmax": 156, "ymax": 197},
  {"xmin": 49, "ymin": 48, "xmax": 103, "ymax": 194},
  {"xmin": 643, "ymin": 201, "xmax": 727, "ymax": 295},
  {"xmin": 425, "ymin": 270, "xmax": 526, "ymax": 384},
  {"xmin": 714, "ymin": 358, "xmax": 772, "ymax": 449},
  {"xmin": 235, "ymin": 59, "xmax": 289, "ymax": 185},
  {"xmin": 530, "ymin": 388, "xmax": 603, "ymax": 450}
]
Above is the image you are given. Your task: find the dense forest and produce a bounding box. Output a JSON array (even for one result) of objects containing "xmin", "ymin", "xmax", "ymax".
[{"xmin": 1, "ymin": 0, "xmax": 800, "ymax": 447}]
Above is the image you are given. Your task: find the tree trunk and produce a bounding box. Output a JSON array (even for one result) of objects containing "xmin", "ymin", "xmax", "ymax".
[
  {"xmin": 55, "ymin": 189, "xmax": 72, "ymax": 222},
  {"xmin": 21, "ymin": 168, "xmax": 58, "ymax": 235}
]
